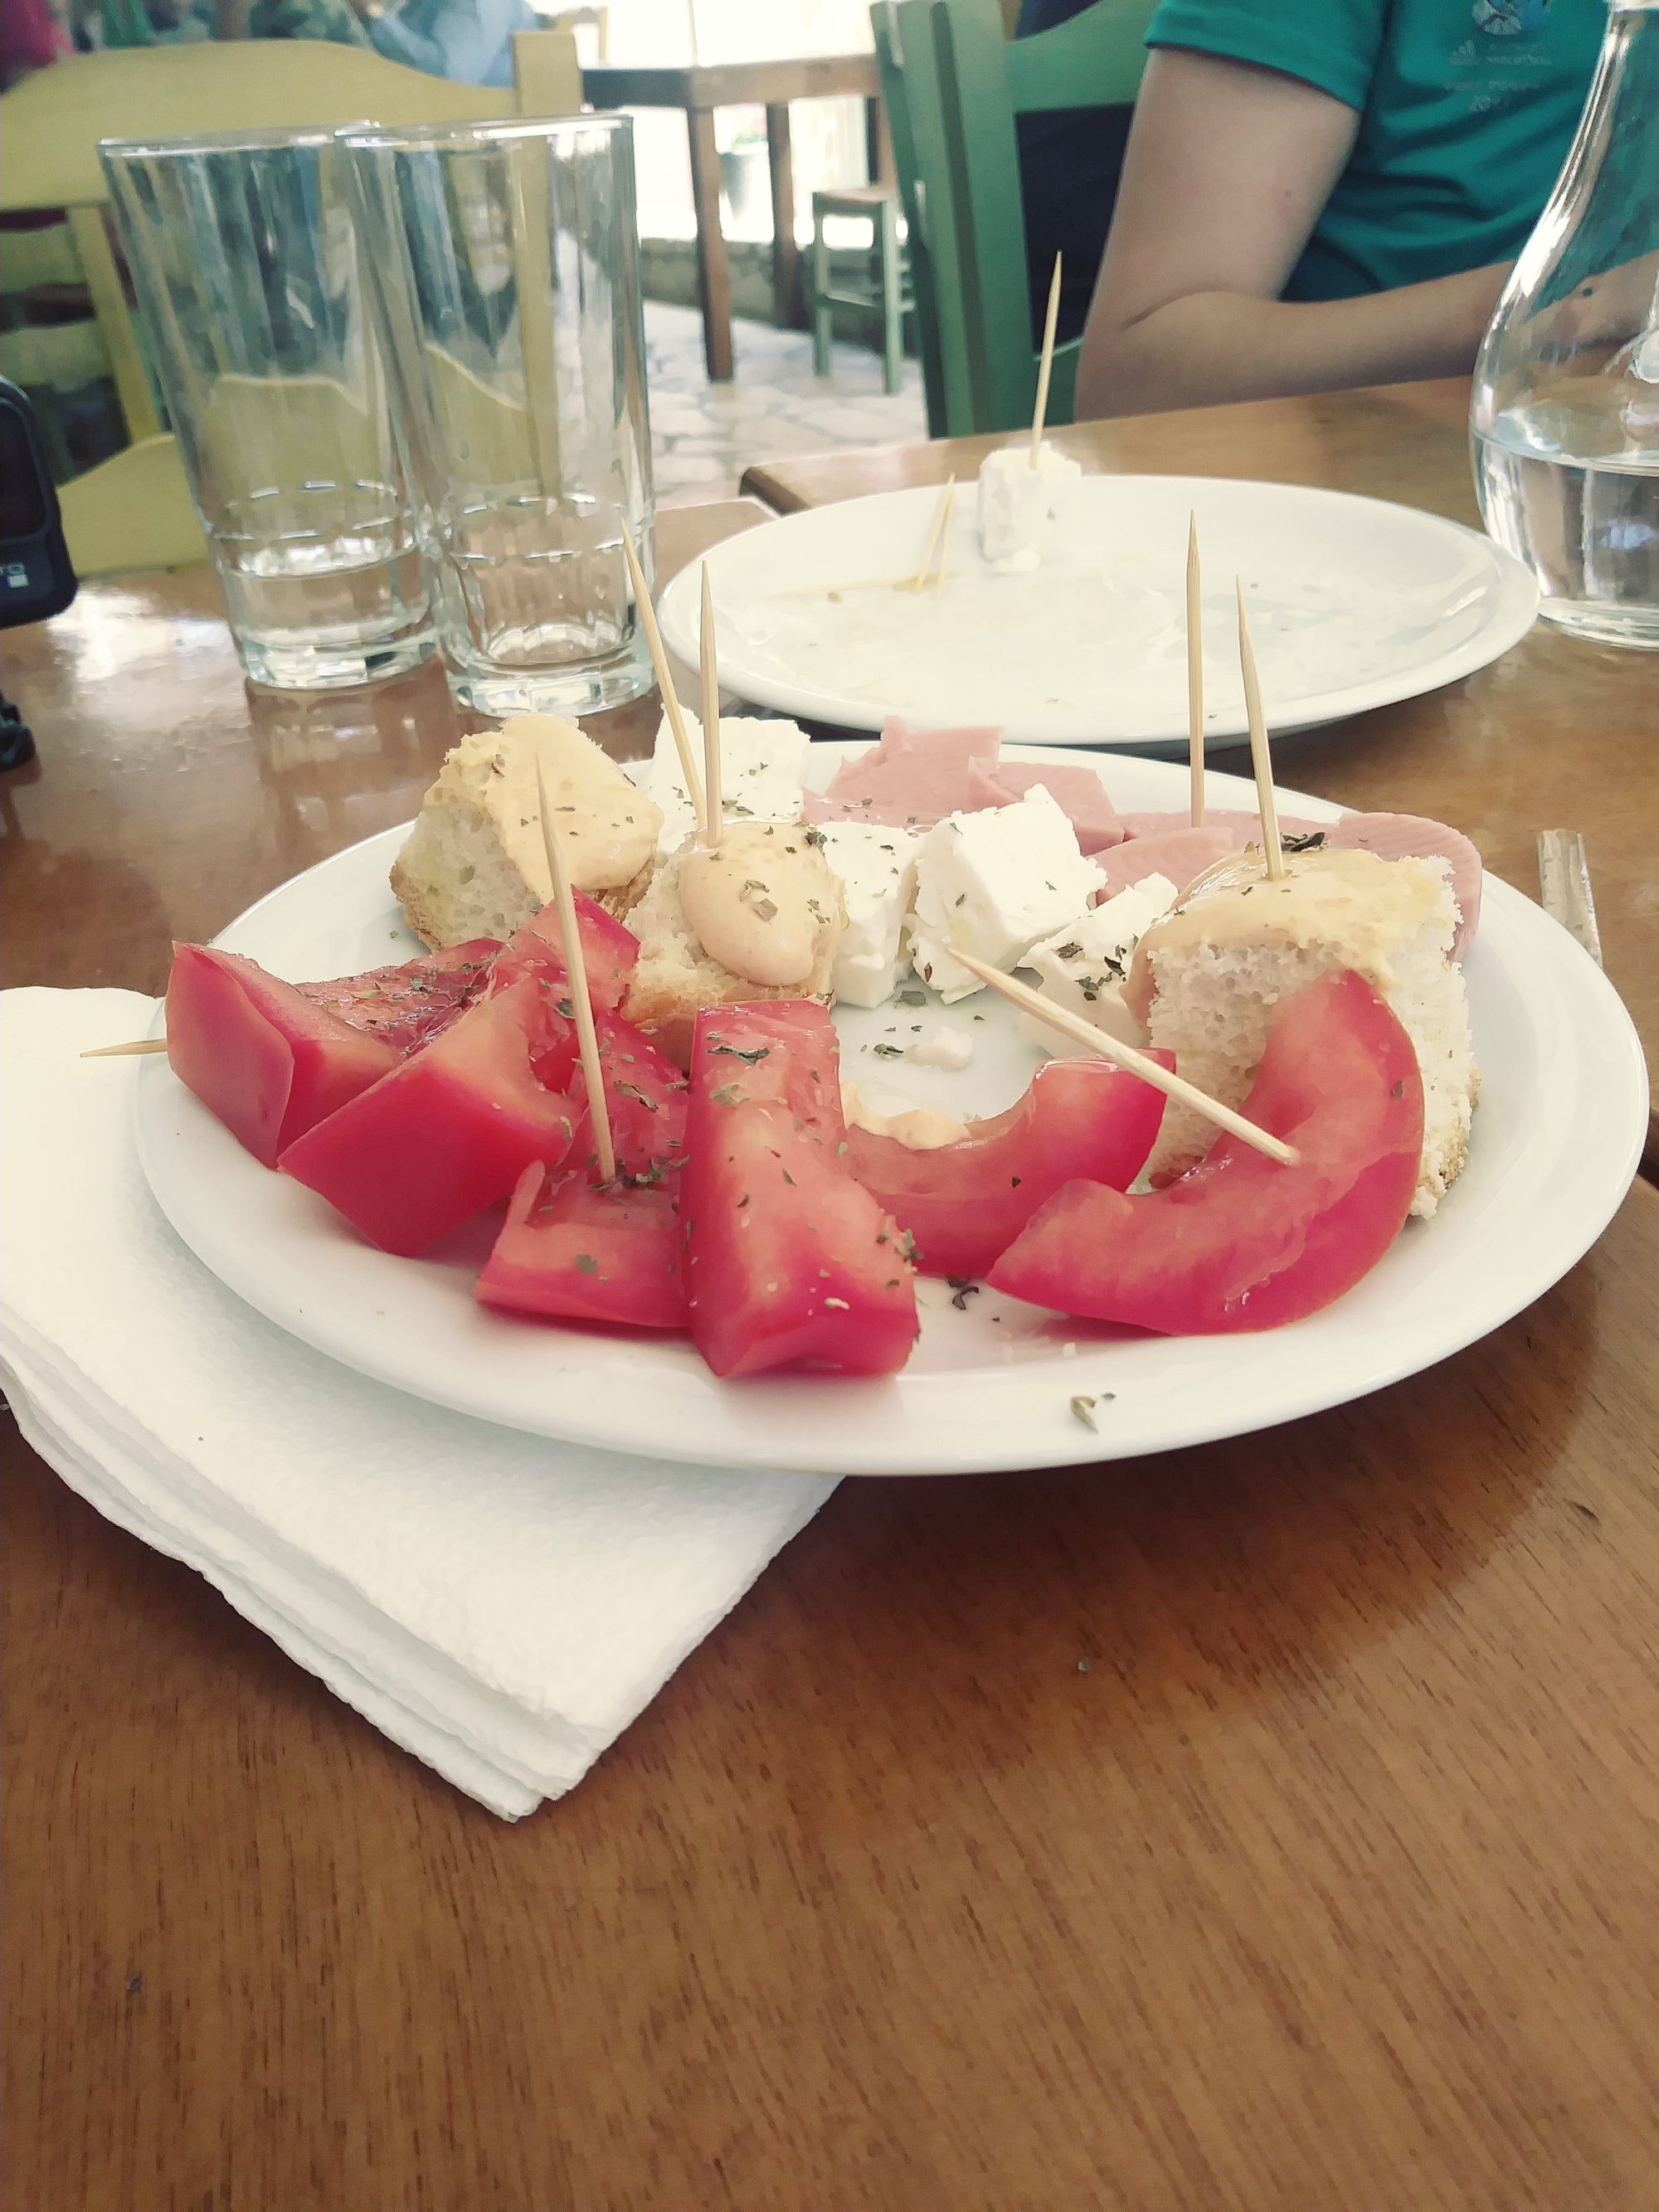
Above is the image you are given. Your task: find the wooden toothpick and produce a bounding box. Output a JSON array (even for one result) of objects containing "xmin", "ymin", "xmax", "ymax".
[
  {"xmin": 951, "ymin": 949, "xmax": 1297, "ymax": 1166},
  {"xmin": 80, "ymin": 1036, "xmax": 168, "ymax": 1057},
  {"xmin": 534, "ymin": 754, "xmax": 616, "ymax": 1184},
  {"xmin": 698, "ymin": 562, "xmax": 722, "ymax": 846},
  {"xmin": 908, "ymin": 475, "xmax": 956, "ymax": 592},
  {"xmin": 1186, "ymin": 513, "xmax": 1204, "ymax": 828},
  {"xmin": 1029, "ymin": 252, "xmax": 1063, "ymax": 467},
  {"xmin": 928, "ymin": 478, "xmax": 956, "ymax": 592},
  {"xmin": 619, "ymin": 516, "xmax": 706, "ymax": 832},
  {"xmin": 1236, "ymin": 581, "xmax": 1283, "ymax": 880}
]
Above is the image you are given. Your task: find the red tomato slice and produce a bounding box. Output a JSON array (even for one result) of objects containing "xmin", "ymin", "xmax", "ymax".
[
  {"xmin": 165, "ymin": 943, "xmax": 400, "ymax": 1168},
  {"xmin": 570, "ymin": 1010, "xmax": 689, "ymax": 1180},
  {"xmin": 486, "ymin": 892, "xmax": 639, "ymax": 1011},
  {"xmin": 290, "ymin": 939, "xmax": 500, "ymax": 1051},
  {"xmin": 987, "ymin": 970, "xmax": 1424, "ymax": 1333},
  {"xmin": 683, "ymin": 1003, "xmax": 919, "ymax": 1378},
  {"xmin": 278, "ymin": 978, "xmax": 579, "ymax": 1255},
  {"xmin": 476, "ymin": 1160, "xmax": 688, "ymax": 1330},
  {"xmin": 844, "ymin": 1054, "xmax": 1171, "ymax": 1279}
]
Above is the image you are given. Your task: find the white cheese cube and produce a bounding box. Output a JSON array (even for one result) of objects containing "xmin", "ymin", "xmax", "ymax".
[
  {"xmin": 1017, "ymin": 873, "xmax": 1179, "ymax": 1053},
  {"xmin": 909, "ymin": 785, "xmax": 1099, "ymax": 1003},
  {"xmin": 811, "ymin": 819, "xmax": 921, "ymax": 1010},
  {"xmin": 976, "ymin": 441, "xmax": 1084, "ymax": 568},
  {"xmin": 646, "ymin": 712, "xmax": 810, "ymax": 853}
]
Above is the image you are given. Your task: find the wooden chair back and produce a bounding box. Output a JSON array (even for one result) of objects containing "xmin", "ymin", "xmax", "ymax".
[{"xmin": 875, "ymin": 0, "xmax": 1151, "ymax": 436}]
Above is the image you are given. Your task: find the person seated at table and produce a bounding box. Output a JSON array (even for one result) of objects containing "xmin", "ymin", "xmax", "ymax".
[
  {"xmin": 349, "ymin": 0, "xmax": 537, "ymax": 85},
  {"xmin": 1073, "ymin": 0, "xmax": 1604, "ymax": 420}
]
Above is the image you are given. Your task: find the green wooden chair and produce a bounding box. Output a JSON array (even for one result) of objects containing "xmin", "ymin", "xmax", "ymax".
[
  {"xmin": 0, "ymin": 34, "xmax": 581, "ymax": 578},
  {"xmin": 873, "ymin": 0, "xmax": 1152, "ymax": 438}
]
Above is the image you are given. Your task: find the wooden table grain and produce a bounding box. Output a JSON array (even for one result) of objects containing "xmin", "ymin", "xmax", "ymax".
[
  {"xmin": 5, "ymin": 486, "xmax": 1659, "ymax": 2212},
  {"xmin": 743, "ymin": 376, "xmax": 1659, "ymax": 1173}
]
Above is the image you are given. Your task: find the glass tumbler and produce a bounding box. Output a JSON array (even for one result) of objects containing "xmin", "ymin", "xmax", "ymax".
[
  {"xmin": 1471, "ymin": 0, "xmax": 1659, "ymax": 648},
  {"xmin": 344, "ymin": 116, "xmax": 655, "ymax": 717},
  {"xmin": 100, "ymin": 127, "xmax": 435, "ymax": 690}
]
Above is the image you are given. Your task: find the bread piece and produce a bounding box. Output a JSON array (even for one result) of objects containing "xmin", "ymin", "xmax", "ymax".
[
  {"xmin": 1133, "ymin": 848, "xmax": 1477, "ymax": 1218},
  {"xmin": 624, "ymin": 823, "xmax": 844, "ymax": 1067},
  {"xmin": 391, "ymin": 715, "xmax": 661, "ymax": 948}
]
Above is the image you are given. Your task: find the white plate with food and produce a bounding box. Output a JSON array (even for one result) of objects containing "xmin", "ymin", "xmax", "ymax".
[
  {"xmin": 655, "ymin": 475, "xmax": 1538, "ymax": 750},
  {"xmin": 134, "ymin": 726, "xmax": 1644, "ymax": 1477}
]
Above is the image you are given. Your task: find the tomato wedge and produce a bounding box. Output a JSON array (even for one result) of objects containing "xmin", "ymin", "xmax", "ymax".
[
  {"xmin": 844, "ymin": 1054, "xmax": 1170, "ymax": 1279},
  {"xmin": 291, "ymin": 939, "xmax": 499, "ymax": 1051},
  {"xmin": 476, "ymin": 1160, "xmax": 688, "ymax": 1330},
  {"xmin": 486, "ymin": 892, "xmax": 639, "ymax": 1011},
  {"xmin": 278, "ymin": 978, "xmax": 579, "ymax": 1255},
  {"xmin": 683, "ymin": 1003, "xmax": 918, "ymax": 1378},
  {"xmin": 988, "ymin": 971, "xmax": 1423, "ymax": 1332},
  {"xmin": 165, "ymin": 943, "xmax": 400, "ymax": 1168}
]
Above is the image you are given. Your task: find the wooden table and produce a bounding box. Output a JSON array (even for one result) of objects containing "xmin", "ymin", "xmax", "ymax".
[
  {"xmin": 745, "ymin": 376, "xmax": 1659, "ymax": 1173},
  {"xmin": 584, "ymin": 55, "xmax": 886, "ymax": 380},
  {"xmin": 7, "ymin": 492, "xmax": 1659, "ymax": 2210}
]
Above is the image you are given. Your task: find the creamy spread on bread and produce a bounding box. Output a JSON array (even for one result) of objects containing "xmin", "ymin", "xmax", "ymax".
[
  {"xmin": 679, "ymin": 820, "xmax": 839, "ymax": 988},
  {"xmin": 1126, "ymin": 846, "xmax": 1446, "ymax": 1022},
  {"xmin": 489, "ymin": 715, "xmax": 660, "ymax": 898}
]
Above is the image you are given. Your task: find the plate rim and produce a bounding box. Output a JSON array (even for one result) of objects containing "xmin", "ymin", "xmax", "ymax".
[
  {"xmin": 134, "ymin": 746, "xmax": 1647, "ymax": 1477},
  {"xmin": 656, "ymin": 475, "xmax": 1540, "ymax": 749}
]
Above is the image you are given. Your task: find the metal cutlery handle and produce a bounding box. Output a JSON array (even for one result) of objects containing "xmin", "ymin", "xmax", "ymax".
[{"xmin": 1537, "ymin": 830, "xmax": 1603, "ymax": 967}]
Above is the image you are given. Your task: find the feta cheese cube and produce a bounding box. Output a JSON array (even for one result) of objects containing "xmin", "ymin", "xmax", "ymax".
[
  {"xmin": 976, "ymin": 441, "xmax": 1083, "ymax": 569},
  {"xmin": 909, "ymin": 785, "xmax": 1099, "ymax": 1002},
  {"xmin": 811, "ymin": 819, "xmax": 921, "ymax": 1010},
  {"xmin": 1017, "ymin": 873, "xmax": 1179, "ymax": 1053},
  {"xmin": 647, "ymin": 712, "xmax": 810, "ymax": 853}
]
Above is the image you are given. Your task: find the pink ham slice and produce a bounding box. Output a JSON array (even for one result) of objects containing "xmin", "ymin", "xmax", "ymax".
[
  {"xmin": 803, "ymin": 715, "xmax": 1002, "ymax": 830},
  {"xmin": 1111, "ymin": 807, "xmax": 1321, "ymax": 843},
  {"xmin": 1092, "ymin": 824, "xmax": 1268, "ymax": 902},
  {"xmin": 964, "ymin": 760, "xmax": 1128, "ymax": 853},
  {"xmin": 1326, "ymin": 813, "xmax": 1482, "ymax": 960}
]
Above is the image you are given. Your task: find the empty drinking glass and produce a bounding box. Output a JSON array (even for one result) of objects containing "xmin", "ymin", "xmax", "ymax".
[
  {"xmin": 100, "ymin": 127, "xmax": 435, "ymax": 690},
  {"xmin": 345, "ymin": 115, "xmax": 656, "ymax": 716}
]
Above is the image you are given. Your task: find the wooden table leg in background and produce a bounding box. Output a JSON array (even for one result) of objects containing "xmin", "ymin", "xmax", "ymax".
[
  {"xmin": 685, "ymin": 107, "xmax": 734, "ymax": 382},
  {"xmin": 865, "ymin": 93, "xmax": 895, "ymax": 187},
  {"xmin": 766, "ymin": 102, "xmax": 806, "ymax": 331}
]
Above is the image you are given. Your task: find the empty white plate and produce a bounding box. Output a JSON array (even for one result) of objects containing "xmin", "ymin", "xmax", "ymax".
[{"xmin": 656, "ymin": 477, "xmax": 1538, "ymax": 749}]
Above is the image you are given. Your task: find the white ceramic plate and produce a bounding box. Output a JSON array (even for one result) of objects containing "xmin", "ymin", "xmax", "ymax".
[
  {"xmin": 135, "ymin": 746, "xmax": 1645, "ymax": 1477},
  {"xmin": 656, "ymin": 478, "xmax": 1538, "ymax": 750}
]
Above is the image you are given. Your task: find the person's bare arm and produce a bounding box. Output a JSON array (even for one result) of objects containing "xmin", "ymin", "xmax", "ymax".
[{"xmin": 1076, "ymin": 49, "xmax": 1510, "ymax": 420}]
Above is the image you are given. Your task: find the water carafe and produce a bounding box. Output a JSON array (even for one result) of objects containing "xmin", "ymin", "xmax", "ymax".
[{"xmin": 1472, "ymin": 0, "xmax": 1659, "ymax": 649}]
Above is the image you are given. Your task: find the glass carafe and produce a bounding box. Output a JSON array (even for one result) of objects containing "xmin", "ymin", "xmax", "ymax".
[{"xmin": 1471, "ymin": 0, "xmax": 1659, "ymax": 649}]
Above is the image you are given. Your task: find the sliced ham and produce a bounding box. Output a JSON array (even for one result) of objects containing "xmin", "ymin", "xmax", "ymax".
[
  {"xmin": 803, "ymin": 716, "xmax": 1002, "ymax": 830},
  {"xmin": 1092, "ymin": 825, "xmax": 1260, "ymax": 902},
  {"xmin": 966, "ymin": 760, "xmax": 1127, "ymax": 853},
  {"xmin": 1112, "ymin": 807, "xmax": 1321, "ymax": 843},
  {"xmin": 1325, "ymin": 813, "xmax": 1482, "ymax": 960}
]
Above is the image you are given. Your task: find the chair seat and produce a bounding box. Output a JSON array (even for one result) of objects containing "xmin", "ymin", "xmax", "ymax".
[
  {"xmin": 57, "ymin": 433, "xmax": 207, "ymax": 577},
  {"xmin": 811, "ymin": 183, "xmax": 899, "ymax": 216}
]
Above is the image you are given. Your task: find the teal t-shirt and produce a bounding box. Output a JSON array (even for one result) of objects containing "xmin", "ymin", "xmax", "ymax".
[{"xmin": 1145, "ymin": 0, "xmax": 1606, "ymax": 301}]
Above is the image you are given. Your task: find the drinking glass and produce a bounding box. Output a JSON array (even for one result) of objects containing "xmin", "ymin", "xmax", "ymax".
[
  {"xmin": 100, "ymin": 127, "xmax": 435, "ymax": 690},
  {"xmin": 344, "ymin": 115, "xmax": 655, "ymax": 716},
  {"xmin": 1471, "ymin": 0, "xmax": 1659, "ymax": 648}
]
